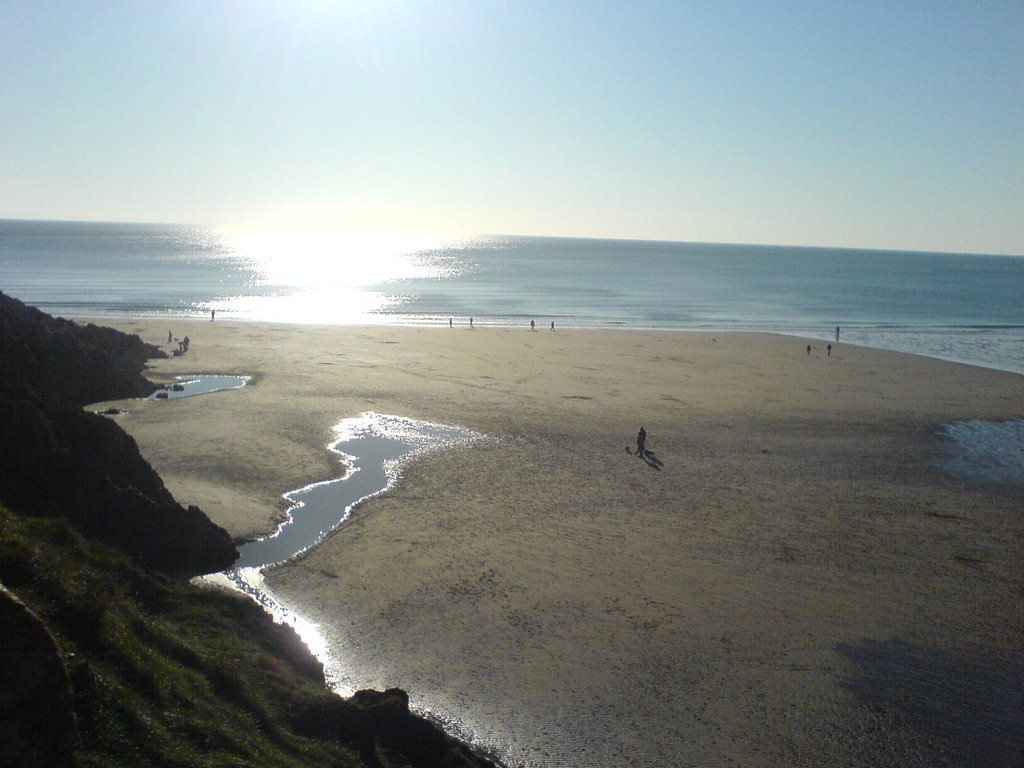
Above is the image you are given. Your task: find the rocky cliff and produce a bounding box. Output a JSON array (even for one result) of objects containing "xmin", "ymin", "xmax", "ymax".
[{"xmin": 0, "ymin": 292, "xmax": 237, "ymax": 575}]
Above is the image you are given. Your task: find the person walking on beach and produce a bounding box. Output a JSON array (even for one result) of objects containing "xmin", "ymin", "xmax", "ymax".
[
  {"xmin": 550, "ymin": 321, "xmax": 555, "ymax": 331},
  {"xmin": 636, "ymin": 426, "xmax": 647, "ymax": 459},
  {"xmin": 531, "ymin": 319, "xmax": 535, "ymax": 331},
  {"xmin": 470, "ymin": 317, "xmax": 474, "ymax": 328},
  {"xmin": 449, "ymin": 317, "xmax": 453, "ymax": 328},
  {"xmin": 167, "ymin": 330, "xmax": 173, "ymax": 344},
  {"xmin": 211, "ymin": 309, "xmax": 216, "ymax": 321},
  {"xmin": 807, "ymin": 344, "xmax": 812, "ymax": 355},
  {"xmin": 827, "ymin": 343, "xmax": 832, "ymax": 357},
  {"xmin": 835, "ymin": 326, "xmax": 840, "ymax": 342}
]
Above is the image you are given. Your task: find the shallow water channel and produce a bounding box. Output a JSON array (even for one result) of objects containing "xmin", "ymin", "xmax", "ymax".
[{"xmin": 200, "ymin": 411, "xmax": 482, "ymax": 691}]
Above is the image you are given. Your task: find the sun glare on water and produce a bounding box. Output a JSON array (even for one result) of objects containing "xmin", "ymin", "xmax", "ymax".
[
  {"xmin": 229, "ymin": 227, "xmax": 446, "ymax": 287},
  {"xmin": 217, "ymin": 226, "xmax": 450, "ymax": 324}
]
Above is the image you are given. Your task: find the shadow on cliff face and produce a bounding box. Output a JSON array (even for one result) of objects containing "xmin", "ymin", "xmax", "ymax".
[
  {"xmin": 0, "ymin": 292, "xmax": 164, "ymax": 409},
  {"xmin": 836, "ymin": 638, "xmax": 1024, "ymax": 767},
  {"xmin": 0, "ymin": 509, "xmax": 499, "ymax": 768},
  {"xmin": 0, "ymin": 585, "xmax": 77, "ymax": 768},
  {"xmin": 0, "ymin": 292, "xmax": 237, "ymax": 576}
]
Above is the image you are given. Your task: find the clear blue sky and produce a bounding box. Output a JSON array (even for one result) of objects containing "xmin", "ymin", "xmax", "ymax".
[{"xmin": 2, "ymin": 1, "xmax": 1022, "ymax": 253}]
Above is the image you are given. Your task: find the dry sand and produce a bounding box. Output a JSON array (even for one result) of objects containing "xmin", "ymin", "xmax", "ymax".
[{"xmin": 90, "ymin": 318, "xmax": 1023, "ymax": 767}]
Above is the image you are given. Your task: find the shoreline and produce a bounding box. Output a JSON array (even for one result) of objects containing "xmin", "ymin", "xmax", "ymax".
[
  {"xmin": 86, "ymin": 317, "xmax": 1023, "ymax": 766},
  {"xmin": 71, "ymin": 310, "xmax": 1024, "ymax": 375}
]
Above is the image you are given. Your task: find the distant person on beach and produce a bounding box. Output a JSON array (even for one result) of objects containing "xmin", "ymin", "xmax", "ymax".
[
  {"xmin": 211, "ymin": 310, "xmax": 215, "ymax": 321},
  {"xmin": 550, "ymin": 321, "xmax": 555, "ymax": 331},
  {"xmin": 827, "ymin": 343, "xmax": 832, "ymax": 356},
  {"xmin": 636, "ymin": 426, "xmax": 647, "ymax": 459},
  {"xmin": 835, "ymin": 326, "xmax": 840, "ymax": 342},
  {"xmin": 531, "ymin": 319, "xmax": 535, "ymax": 331},
  {"xmin": 183, "ymin": 335, "xmax": 190, "ymax": 352},
  {"xmin": 806, "ymin": 344, "xmax": 812, "ymax": 355},
  {"xmin": 470, "ymin": 317, "xmax": 474, "ymax": 328},
  {"xmin": 167, "ymin": 330, "xmax": 173, "ymax": 343},
  {"xmin": 449, "ymin": 317, "xmax": 453, "ymax": 328}
]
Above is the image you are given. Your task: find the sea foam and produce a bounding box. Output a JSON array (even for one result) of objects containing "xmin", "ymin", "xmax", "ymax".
[{"xmin": 938, "ymin": 419, "xmax": 1024, "ymax": 486}]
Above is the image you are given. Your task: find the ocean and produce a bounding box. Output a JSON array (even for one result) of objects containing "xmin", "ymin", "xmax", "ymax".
[{"xmin": 1, "ymin": 219, "xmax": 1022, "ymax": 374}]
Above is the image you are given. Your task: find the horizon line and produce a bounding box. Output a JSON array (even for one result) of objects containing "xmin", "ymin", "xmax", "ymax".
[{"xmin": 1, "ymin": 216, "xmax": 1021, "ymax": 259}]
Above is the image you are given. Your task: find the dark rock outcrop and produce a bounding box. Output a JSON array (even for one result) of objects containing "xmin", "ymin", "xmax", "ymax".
[
  {"xmin": 0, "ymin": 292, "xmax": 163, "ymax": 410},
  {"xmin": 0, "ymin": 293, "xmax": 237, "ymax": 575},
  {"xmin": 294, "ymin": 687, "xmax": 496, "ymax": 768}
]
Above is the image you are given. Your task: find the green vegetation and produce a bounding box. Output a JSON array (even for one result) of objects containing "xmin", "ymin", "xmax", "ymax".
[{"xmin": 0, "ymin": 507, "xmax": 490, "ymax": 768}]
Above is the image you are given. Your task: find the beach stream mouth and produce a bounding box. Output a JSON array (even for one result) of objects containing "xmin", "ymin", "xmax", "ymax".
[
  {"xmin": 200, "ymin": 412, "xmax": 482, "ymax": 692},
  {"xmin": 233, "ymin": 413, "xmax": 481, "ymax": 569},
  {"xmin": 233, "ymin": 432, "xmax": 407, "ymax": 569}
]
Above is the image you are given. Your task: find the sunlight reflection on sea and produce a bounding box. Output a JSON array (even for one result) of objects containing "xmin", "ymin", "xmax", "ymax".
[
  {"xmin": 208, "ymin": 227, "xmax": 456, "ymax": 324},
  {"xmin": 223, "ymin": 226, "xmax": 451, "ymax": 287}
]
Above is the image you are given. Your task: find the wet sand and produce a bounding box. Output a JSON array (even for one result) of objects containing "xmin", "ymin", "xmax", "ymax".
[{"xmin": 90, "ymin": 318, "xmax": 1024, "ymax": 767}]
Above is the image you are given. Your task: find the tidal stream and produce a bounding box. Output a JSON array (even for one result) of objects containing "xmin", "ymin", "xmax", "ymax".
[{"xmin": 200, "ymin": 411, "xmax": 482, "ymax": 693}]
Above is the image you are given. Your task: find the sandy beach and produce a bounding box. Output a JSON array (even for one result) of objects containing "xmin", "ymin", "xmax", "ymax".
[{"xmin": 90, "ymin": 318, "xmax": 1023, "ymax": 767}]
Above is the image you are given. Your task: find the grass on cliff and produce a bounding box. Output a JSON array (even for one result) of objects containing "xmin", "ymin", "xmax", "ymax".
[{"xmin": 0, "ymin": 507, "xmax": 384, "ymax": 768}]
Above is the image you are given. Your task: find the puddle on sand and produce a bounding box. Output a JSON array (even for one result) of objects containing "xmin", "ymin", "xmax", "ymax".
[
  {"xmin": 937, "ymin": 419, "xmax": 1024, "ymax": 486},
  {"xmin": 149, "ymin": 374, "xmax": 250, "ymax": 399}
]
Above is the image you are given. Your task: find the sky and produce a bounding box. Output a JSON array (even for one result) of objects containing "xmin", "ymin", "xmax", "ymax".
[{"xmin": 2, "ymin": 1, "xmax": 1022, "ymax": 254}]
